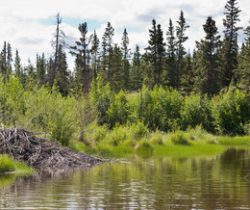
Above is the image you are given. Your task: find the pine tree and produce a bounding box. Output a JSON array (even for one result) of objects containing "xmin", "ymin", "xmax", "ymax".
[
  {"xmin": 50, "ymin": 13, "xmax": 65, "ymax": 92},
  {"xmin": 130, "ymin": 45, "xmax": 142, "ymax": 90},
  {"xmin": 90, "ymin": 30, "xmax": 100, "ymax": 80},
  {"xmin": 0, "ymin": 41, "xmax": 8, "ymax": 82},
  {"xmin": 36, "ymin": 53, "xmax": 46, "ymax": 86},
  {"xmin": 71, "ymin": 22, "xmax": 92, "ymax": 93},
  {"xmin": 121, "ymin": 28, "xmax": 130, "ymax": 88},
  {"xmin": 7, "ymin": 43, "xmax": 12, "ymax": 75},
  {"xmin": 195, "ymin": 17, "xmax": 221, "ymax": 95},
  {"xmin": 147, "ymin": 19, "xmax": 166, "ymax": 85},
  {"xmin": 221, "ymin": 0, "xmax": 241, "ymax": 87},
  {"xmin": 238, "ymin": 23, "xmax": 250, "ymax": 90},
  {"xmin": 14, "ymin": 49, "xmax": 22, "ymax": 78},
  {"xmin": 109, "ymin": 44, "xmax": 124, "ymax": 91},
  {"xmin": 101, "ymin": 22, "xmax": 114, "ymax": 83},
  {"xmin": 176, "ymin": 11, "xmax": 189, "ymax": 89},
  {"xmin": 181, "ymin": 53, "xmax": 195, "ymax": 94},
  {"xmin": 166, "ymin": 19, "xmax": 176, "ymax": 87},
  {"xmin": 55, "ymin": 45, "xmax": 69, "ymax": 95}
]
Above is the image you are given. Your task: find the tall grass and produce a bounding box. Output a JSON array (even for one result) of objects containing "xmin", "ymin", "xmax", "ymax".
[{"xmin": 0, "ymin": 155, "xmax": 33, "ymax": 175}]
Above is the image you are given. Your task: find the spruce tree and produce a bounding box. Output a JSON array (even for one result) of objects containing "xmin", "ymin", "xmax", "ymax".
[
  {"xmin": 14, "ymin": 49, "xmax": 22, "ymax": 79},
  {"xmin": 90, "ymin": 30, "xmax": 100, "ymax": 80},
  {"xmin": 50, "ymin": 13, "xmax": 65, "ymax": 92},
  {"xmin": 196, "ymin": 17, "xmax": 221, "ymax": 95},
  {"xmin": 176, "ymin": 11, "xmax": 189, "ymax": 89},
  {"xmin": 221, "ymin": 0, "xmax": 241, "ymax": 86},
  {"xmin": 36, "ymin": 53, "xmax": 46, "ymax": 86},
  {"xmin": 101, "ymin": 22, "xmax": 114, "ymax": 83},
  {"xmin": 121, "ymin": 28, "xmax": 130, "ymax": 88},
  {"xmin": 130, "ymin": 45, "xmax": 142, "ymax": 90},
  {"xmin": 71, "ymin": 22, "xmax": 91, "ymax": 93},
  {"xmin": 147, "ymin": 19, "xmax": 166, "ymax": 85},
  {"xmin": 55, "ymin": 45, "xmax": 69, "ymax": 96},
  {"xmin": 238, "ymin": 23, "xmax": 250, "ymax": 90},
  {"xmin": 166, "ymin": 19, "xmax": 176, "ymax": 87}
]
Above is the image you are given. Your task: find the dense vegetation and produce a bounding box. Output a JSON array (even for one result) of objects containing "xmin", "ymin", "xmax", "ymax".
[
  {"xmin": 0, "ymin": 0, "xmax": 249, "ymax": 155},
  {"xmin": 0, "ymin": 155, "xmax": 33, "ymax": 175}
]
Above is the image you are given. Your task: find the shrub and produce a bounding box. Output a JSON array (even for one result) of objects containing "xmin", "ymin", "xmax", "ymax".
[
  {"xmin": 90, "ymin": 76, "xmax": 113, "ymax": 126},
  {"xmin": 138, "ymin": 86, "xmax": 183, "ymax": 131},
  {"xmin": 107, "ymin": 90, "xmax": 130, "ymax": 128},
  {"xmin": 135, "ymin": 140, "xmax": 153, "ymax": 156},
  {"xmin": 0, "ymin": 155, "xmax": 16, "ymax": 173},
  {"xmin": 108, "ymin": 126, "xmax": 127, "ymax": 146},
  {"xmin": 130, "ymin": 121, "xmax": 148, "ymax": 140},
  {"xmin": 171, "ymin": 131, "xmax": 190, "ymax": 145},
  {"xmin": 211, "ymin": 88, "xmax": 250, "ymax": 135},
  {"xmin": 149, "ymin": 131, "xmax": 164, "ymax": 145},
  {"xmin": 181, "ymin": 94, "xmax": 213, "ymax": 131}
]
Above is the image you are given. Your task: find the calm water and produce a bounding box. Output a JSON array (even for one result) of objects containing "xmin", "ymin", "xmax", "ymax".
[{"xmin": 0, "ymin": 149, "xmax": 250, "ymax": 210}]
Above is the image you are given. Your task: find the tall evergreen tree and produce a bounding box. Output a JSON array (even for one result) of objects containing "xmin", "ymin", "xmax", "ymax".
[
  {"xmin": 166, "ymin": 18, "xmax": 176, "ymax": 87},
  {"xmin": 121, "ymin": 28, "xmax": 130, "ymax": 88},
  {"xmin": 238, "ymin": 23, "xmax": 250, "ymax": 90},
  {"xmin": 176, "ymin": 11, "xmax": 189, "ymax": 89},
  {"xmin": 36, "ymin": 53, "xmax": 46, "ymax": 86},
  {"xmin": 221, "ymin": 0, "xmax": 241, "ymax": 86},
  {"xmin": 0, "ymin": 42, "xmax": 8, "ymax": 82},
  {"xmin": 14, "ymin": 49, "xmax": 22, "ymax": 78},
  {"xmin": 147, "ymin": 19, "xmax": 166, "ymax": 85},
  {"xmin": 71, "ymin": 22, "xmax": 92, "ymax": 93},
  {"xmin": 101, "ymin": 22, "xmax": 114, "ymax": 83},
  {"xmin": 130, "ymin": 45, "xmax": 142, "ymax": 90},
  {"xmin": 90, "ymin": 30, "xmax": 100, "ymax": 80},
  {"xmin": 195, "ymin": 17, "xmax": 221, "ymax": 95},
  {"xmin": 50, "ymin": 13, "xmax": 65, "ymax": 92},
  {"xmin": 55, "ymin": 45, "xmax": 69, "ymax": 95},
  {"xmin": 109, "ymin": 44, "xmax": 123, "ymax": 90},
  {"xmin": 6, "ymin": 43, "xmax": 12, "ymax": 75}
]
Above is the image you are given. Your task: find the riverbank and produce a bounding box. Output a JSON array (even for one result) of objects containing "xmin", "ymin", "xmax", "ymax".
[
  {"xmin": 72, "ymin": 125, "xmax": 250, "ymax": 158},
  {"xmin": 0, "ymin": 154, "xmax": 33, "ymax": 175}
]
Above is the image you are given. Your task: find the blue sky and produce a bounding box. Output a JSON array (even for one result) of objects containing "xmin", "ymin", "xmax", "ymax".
[{"xmin": 0, "ymin": 0, "xmax": 249, "ymax": 69}]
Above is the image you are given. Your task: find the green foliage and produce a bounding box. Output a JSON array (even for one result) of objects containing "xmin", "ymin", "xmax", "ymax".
[
  {"xmin": 181, "ymin": 94, "xmax": 213, "ymax": 131},
  {"xmin": 21, "ymin": 87, "xmax": 76, "ymax": 146},
  {"xmin": 0, "ymin": 155, "xmax": 33, "ymax": 175},
  {"xmin": 138, "ymin": 86, "xmax": 183, "ymax": 131},
  {"xmin": 129, "ymin": 121, "xmax": 149, "ymax": 140},
  {"xmin": 171, "ymin": 131, "xmax": 190, "ymax": 145},
  {"xmin": 0, "ymin": 76, "xmax": 25, "ymax": 126},
  {"xmin": 90, "ymin": 76, "xmax": 113, "ymax": 125},
  {"xmin": 149, "ymin": 131, "xmax": 164, "ymax": 145},
  {"xmin": 212, "ymin": 88, "xmax": 250, "ymax": 135},
  {"xmin": 107, "ymin": 90, "xmax": 129, "ymax": 128},
  {"xmin": 0, "ymin": 155, "xmax": 16, "ymax": 173}
]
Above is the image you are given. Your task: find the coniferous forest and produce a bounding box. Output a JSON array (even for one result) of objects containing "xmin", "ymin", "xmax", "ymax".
[{"xmin": 0, "ymin": 0, "xmax": 250, "ymax": 151}]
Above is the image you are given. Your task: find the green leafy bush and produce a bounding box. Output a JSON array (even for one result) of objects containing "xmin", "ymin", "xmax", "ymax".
[
  {"xmin": 107, "ymin": 90, "xmax": 130, "ymax": 128},
  {"xmin": 0, "ymin": 155, "xmax": 16, "ymax": 173},
  {"xmin": 181, "ymin": 94, "xmax": 213, "ymax": 131},
  {"xmin": 138, "ymin": 86, "xmax": 183, "ymax": 131},
  {"xmin": 171, "ymin": 131, "xmax": 190, "ymax": 145},
  {"xmin": 211, "ymin": 88, "xmax": 250, "ymax": 135}
]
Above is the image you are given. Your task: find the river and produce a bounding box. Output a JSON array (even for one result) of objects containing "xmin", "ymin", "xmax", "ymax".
[{"xmin": 0, "ymin": 148, "xmax": 250, "ymax": 209}]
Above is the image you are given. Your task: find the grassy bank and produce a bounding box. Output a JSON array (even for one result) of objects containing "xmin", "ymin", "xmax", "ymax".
[
  {"xmin": 0, "ymin": 155, "xmax": 33, "ymax": 176},
  {"xmin": 70, "ymin": 125, "xmax": 250, "ymax": 158}
]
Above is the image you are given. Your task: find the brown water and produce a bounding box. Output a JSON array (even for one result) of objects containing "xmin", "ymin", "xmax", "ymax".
[{"xmin": 0, "ymin": 148, "xmax": 250, "ymax": 210}]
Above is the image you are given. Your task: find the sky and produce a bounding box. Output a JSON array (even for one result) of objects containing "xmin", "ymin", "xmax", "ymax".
[{"xmin": 0, "ymin": 0, "xmax": 250, "ymax": 69}]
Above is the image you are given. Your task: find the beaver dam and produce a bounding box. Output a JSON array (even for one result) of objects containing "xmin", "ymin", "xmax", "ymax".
[{"xmin": 0, "ymin": 128, "xmax": 103, "ymax": 172}]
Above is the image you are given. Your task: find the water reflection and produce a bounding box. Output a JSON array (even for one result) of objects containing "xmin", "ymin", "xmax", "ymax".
[{"xmin": 0, "ymin": 149, "xmax": 250, "ymax": 209}]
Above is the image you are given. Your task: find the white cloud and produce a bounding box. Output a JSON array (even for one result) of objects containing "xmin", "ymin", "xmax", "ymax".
[{"xmin": 0, "ymin": 0, "xmax": 249, "ymax": 69}]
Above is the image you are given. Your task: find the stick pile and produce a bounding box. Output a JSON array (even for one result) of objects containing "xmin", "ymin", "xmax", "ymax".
[{"xmin": 0, "ymin": 128, "xmax": 102, "ymax": 171}]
